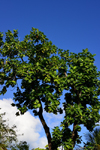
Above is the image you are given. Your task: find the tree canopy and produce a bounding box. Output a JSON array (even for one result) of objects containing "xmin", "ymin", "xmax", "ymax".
[{"xmin": 0, "ymin": 28, "xmax": 100, "ymax": 150}]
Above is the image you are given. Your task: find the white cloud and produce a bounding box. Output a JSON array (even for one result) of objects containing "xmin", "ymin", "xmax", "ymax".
[
  {"xmin": 0, "ymin": 98, "xmax": 66, "ymax": 149},
  {"xmin": 0, "ymin": 98, "xmax": 48, "ymax": 149}
]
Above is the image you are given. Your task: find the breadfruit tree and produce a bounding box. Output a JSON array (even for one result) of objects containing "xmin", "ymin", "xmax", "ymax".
[{"xmin": 0, "ymin": 28, "xmax": 100, "ymax": 150}]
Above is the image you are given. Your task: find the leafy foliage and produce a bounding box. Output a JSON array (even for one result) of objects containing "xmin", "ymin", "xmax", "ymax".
[
  {"xmin": 82, "ymin": 127, "xmax": 100, "ymax": 150},
  {"xmin": 0, "ymin": 28, "xmax": 100, "ymax": 150},
  {"xmin": 10, "ymin": 141, "xmax": 29, "ymax": 150},
  {"xmin": 33, "ymin": 148, "xmax": 46, "ymax": 150},
  {"xmin": 0, "ymin": 109, "xmax": 17, "ymax": 149},
  {"xmin": 51, "ymin": 49, "xmax": 100, "ymax": 149},
  {"xmin": 0, "ymin": 109, "xmax": 30, "ymax": 150},
  {"xmin": 32, "ymin": 145, "xmax": 60, "ymax": 150}
]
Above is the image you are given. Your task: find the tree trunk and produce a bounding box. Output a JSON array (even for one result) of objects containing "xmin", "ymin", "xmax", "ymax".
[
  {"xmin": 72, "ymin": 121, "xmax": 77, "ymax": 148},
  {"xmin": 38, "ymin": 103, "xmax": 53, "ymax": 150}
]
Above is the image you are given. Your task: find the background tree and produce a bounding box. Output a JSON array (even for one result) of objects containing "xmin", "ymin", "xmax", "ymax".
[
  {"xmin": 0, "ymin": 109, "xmax": 29, "ymax": 150},
  {"xmin": 31, "ymin": 144, "xmax": 60, "ymax": 150},
  {"xmin": 33, "ymin": 148, "xmax": 46, "ymax": 150},
  {"xmin": 82, "ymin": 127, "xmax": 100, "ymax": 150},
  {"xmin": 10, "ymin": 141, "xmax": 29, "ymax": 150},
  {"xmin": 0, "ymin": 28, "xmax": 100, "ymax": 150},
  {"xmin": 0, "ymin": 109, "xmax": 17, "ymax": 149}
]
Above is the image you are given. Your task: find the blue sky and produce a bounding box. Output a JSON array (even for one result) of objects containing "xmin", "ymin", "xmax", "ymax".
[{"xmin": 0, "ymin": 0, "xmax": 100, "ymax": 149}]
